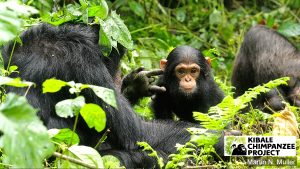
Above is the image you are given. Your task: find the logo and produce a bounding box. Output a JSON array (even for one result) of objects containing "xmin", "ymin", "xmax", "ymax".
[
  {"xmin": 224, "ymin": 136, "xmax": 296, "ymax": 157},
  {"xmin": 231, "ymin": 144, "xmax": 247, "ymax": 155}
]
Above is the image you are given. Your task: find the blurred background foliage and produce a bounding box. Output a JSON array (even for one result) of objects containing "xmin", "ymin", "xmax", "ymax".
[
  {"xmin": 108, "ymin": 0, "xmax": 300, "ymax": 79},
  {"xmin": 107, "ymin": 0, "xmax": 300, "ymax": 119}
]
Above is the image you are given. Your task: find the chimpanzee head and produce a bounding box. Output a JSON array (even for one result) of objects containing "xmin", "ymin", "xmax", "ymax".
[
  {"xmin": 232, "ymin": 144, "xmax": 247, "ymax": 156},
  {"xmin": 160, "ymin": 46, "xmax": 211, "ymax": 98}
]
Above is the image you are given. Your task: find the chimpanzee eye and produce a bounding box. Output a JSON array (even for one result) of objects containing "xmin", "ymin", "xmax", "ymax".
[
  {"xmin": 191, "ymin": 68, "xmax": 198, "ymax": 74},
  {"xmin": 178, "ymin": 69, "xmax": 184, "ymax": 74}
]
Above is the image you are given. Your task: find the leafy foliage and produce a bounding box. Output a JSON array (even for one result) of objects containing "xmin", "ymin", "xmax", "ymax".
[
  {"xmin": 80, "ymin": 103, "xmax": 106, "ymax": 132},
  {"xmin": 0, "ymin": 0, "xmax": 299, "ymax": 168},
  {"xmin": 193, "ymin": 77, "xmax": 290, "ymax": 130},
  {"xmin": 137, "ymin": 141, "xmax": 164, "ymax": 169},
  {"xmin": 49, "ymin": 128, "xmax": 80, "ymax": 146},
  {"xmin": 0, "ymin": 1, "xmax": 38, "ymax": 45},
  {"xmin": 0, "ymin": 93, "xmax": 54, "ymax": 167}
]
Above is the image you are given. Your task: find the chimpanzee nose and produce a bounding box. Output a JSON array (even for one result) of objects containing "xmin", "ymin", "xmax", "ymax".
[{"xmin": 185, "ymin": 76, "xmax": 191, "ymax": 82}]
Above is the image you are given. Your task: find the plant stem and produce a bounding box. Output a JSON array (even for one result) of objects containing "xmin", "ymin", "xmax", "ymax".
[
  {"xmin": 53, "ymin": 152, "xmax": 97, "ymax": 169},
  {"xmin": 6, "ymin": 39, "xmax": 17, "ymax": 73},
  {"xmin": 94, "ymin": 129, "xmax": 110, "ymax": 149},
  {"xmin": 69, "ymin": 111, "xmax": 80, "ymax": 146}
]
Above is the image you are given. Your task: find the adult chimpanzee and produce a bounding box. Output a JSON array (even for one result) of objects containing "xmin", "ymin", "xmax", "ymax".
[
  {"xmin": 1, "ymin": 23, "xmax": 227, "ymax": 168},
  {"xmin": 232, "ymin": 25, "xmax": 300, "ymax": 111},
  {"xmin": 151, "ymin": 46, "xmax": 224, "ymax": 122}
]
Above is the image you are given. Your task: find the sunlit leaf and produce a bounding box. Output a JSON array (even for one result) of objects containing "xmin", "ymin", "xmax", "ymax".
[
  {"xmin": 55, "ymin": 96, "xmax": 85, "ymax": 118},
  {"xmin": 80, "ymin": 103, "xmax": 106, "ymax": 132},
  {"xmin": 48, "ymin": 128, "xmax": 80, "ymax": 145},
  {"xmin": 89, "ymin": 85, "xmax": 117, "ymax": 109},
  {"xmin": 88, "ymin": 0, "xmax": 108, "ymax": 19},
  {"xmin": 100, "ymin": 11, "xmax": 133, "ymax": 50},
  {"xmin": 42, "ymin": 78, "xmax": 67, "ymax": 93},
  {"xmin": 0, "ymin": 76, "xmax": 34, "ymax": 87}
]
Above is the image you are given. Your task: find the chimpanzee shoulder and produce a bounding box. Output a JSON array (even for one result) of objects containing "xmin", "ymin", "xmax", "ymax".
[{"xmin": 232, "ymin": 25, "xmax": 300, "ymax": 111}]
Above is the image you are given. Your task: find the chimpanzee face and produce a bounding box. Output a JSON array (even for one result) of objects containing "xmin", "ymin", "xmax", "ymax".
[
  {"xmin": 238, "ymin": 144, "xmax": 246, "ymax": 151},
  {"xmin": 174, "ymin": 62, "xmax": 200, "ymax": 93}
]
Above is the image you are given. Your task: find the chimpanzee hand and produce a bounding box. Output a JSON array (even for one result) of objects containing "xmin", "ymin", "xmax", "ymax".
[{"xmin": 121, "ymin": 67, "xmax": 166, "ymax": 105}]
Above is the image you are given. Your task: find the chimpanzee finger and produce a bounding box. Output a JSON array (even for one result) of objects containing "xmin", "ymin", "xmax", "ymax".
[
  {"xmin": 145, "ymin": 69, "xmax": 163, "ymax": 77},
  {"xmin": 134, "ymin": 67, "xmax": 145, "ymax": 73},
  {"xmin": 149, "ymin": 77, "xmax": 155, "ymax": 83},
  {"xmin": 149, "ymin": 85, "xmax": 166, "ymax": 93}
]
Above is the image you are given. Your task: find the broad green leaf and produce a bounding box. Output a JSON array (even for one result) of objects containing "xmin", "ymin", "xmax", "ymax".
[
  {"xmin": 80, "ymin": 103, "xmax": 106, "ymax": 132},
  {"xmin": 128, "ymin": 1, "xmax": 145, "ymax": 19},
  {"xmin": 0, "ymin": 76, "xmax": 34, "ymax": 87},
  {"xmin": 8, "ymin": 65, "xmax": 18, "ymax": 72},
  {"xmin": 89, "ymin": 85, "xmax": 117, "ymax": 109},
  {"xmin": 209, "ymin": 9, "xmax": 222, "ymax": 25},
  {"xmin": 102, "ymin": 155, "xmax": 123, "ymax": 169},
  {"xmin": 69, "ymin": 145, "xmax": 104, "ymax": 168},
  {"xmin": 48, "ymin": 128, "xmax": 80, "ymax": 145},
  {"xmin": 278, "ymin": 22, "xmax": 300, "ymax": 37},
  {"xmin": 98, "ymin": 23, "xmax": 112, "ymax": 57},
  {"xmin": 0, "ymin": 1, "xmax": 38, "ymax": 45},
  {"xmin": 58, "ymin": 145, "xmax": 103, "ymax": 168},
  {"xmin": 55, "ymin": 96, "xmax": 85, "ymax": 118},
  {"xmin": 0, "ymin": 93, "xmax": 54, "ymax": 168},
  {"xmin": 100, "ymin": 11, "xmax": 133, "ymax": 50},
  {"xmin": 42, "ymin": 78, "xmax": 67, "ymax": 93},
  {"xmin": 88, "ymin": 0, "xmax": 108, "ymax": 19}
]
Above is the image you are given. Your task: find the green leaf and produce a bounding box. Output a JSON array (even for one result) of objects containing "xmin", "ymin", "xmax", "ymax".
[
  {"xmin": 89, "ymin": 85, "xmax": 117, "ymax": 109},
  {"xmin": 209, "ymin": 9, "xmax": 222, "ymax": 25},
  {"xmin": 128, "ymin": 1, "xmax": 145, "ymax": 19},
  {"xmin": 42, "ymin": 78, "xmax": 67, "ymax": 93},
  {"xmin": 0, "ymin": 1, "xmax": 38, "ymax": 45},
  {"xmin": 88, "ymin": 0, "xmax": 108, "ymax": 19},
  {"xmin": 48, "ymin": 128, "xmax": 80, "ymax": 145},
  {"xmin": 175, "ymin": 8, "xmax": 186, "ymax": 22},
  {"xmin": 57, "ymin": 145, "xmax": 103, "ymax": 168},
  {"xmin": 69, "ymin": 145, "xmax": 104, "ymax": 168},
  {"xmin": 137, "ymin": 142, "xmax": 164, "ymax": 168},
  {"xmin": 55, "ymin": 96, "xmax": 85, "ymax": 118},
  {"xmin": 278, "ymin": 22, "xmax": 300, "ymax": 37},
  {"xmin": 80, "ymin": 103, "xmax": 106, "ymax": 132},
  {"xmin": 0, "ymin": 76, "xmax": 34, "ymax": 87},
  {"xmin": 100, "ymin": 11, "xmax": 133, "ymax": 51},
  {"xmin": 0, "ymin": 93, "xmax": 54, "ymax": 168},
  {"xmin": 102, "ymin": 155, "xmax": 123, "ymax": 169},
  {"xmin": 98, "ymin": 21, "xmax": 112, "ymax": 57},
  {"xmin": 8, "ymin": 65, "xmax": 18, "ymax": 72}
]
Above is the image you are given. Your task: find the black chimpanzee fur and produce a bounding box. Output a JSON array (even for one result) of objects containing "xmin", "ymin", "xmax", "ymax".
[
  {"xmin": 232, "ymin": 25, "xmax": 300, "ymax": 111},
  {"xmin": 151, "ymin": 46, "xmax": 224, "ymax": 122},
  {"xmin": 1, "ymin": 23, "xmax": 228, "ymax": 168}
]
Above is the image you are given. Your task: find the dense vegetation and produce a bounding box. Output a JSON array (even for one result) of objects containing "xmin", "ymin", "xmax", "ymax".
[{"xmin": 0, "ymin": 0, "xmax": 299, "ymax": 168}]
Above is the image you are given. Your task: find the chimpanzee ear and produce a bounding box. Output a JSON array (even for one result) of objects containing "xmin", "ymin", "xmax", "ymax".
[
  {"xmin": 160, "ymin": 59, "xmax": 168, "ymax": 71},
  {"xmin": 205, "ymin": 57, "xmax": 211, "ymax": 66}
]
